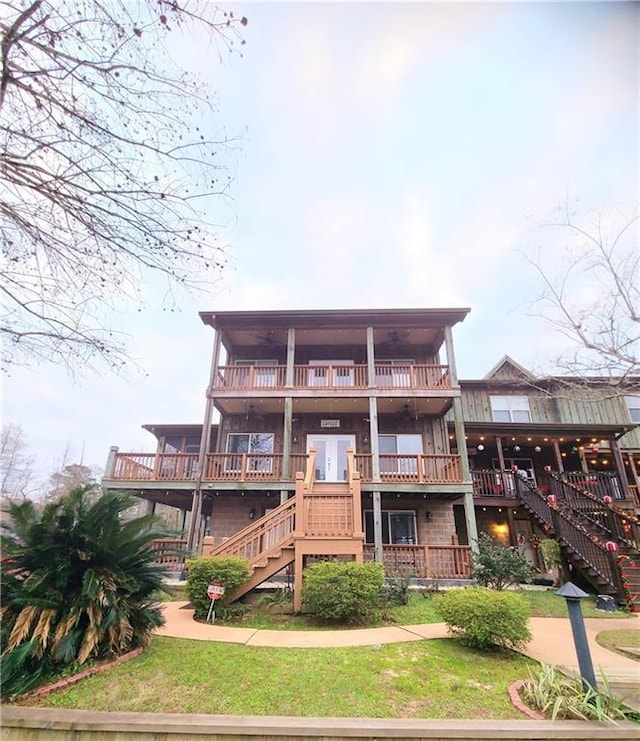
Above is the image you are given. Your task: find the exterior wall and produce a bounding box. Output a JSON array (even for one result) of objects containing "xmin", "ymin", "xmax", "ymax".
[{"xmin": 458, "ymin": 385, "xmax": 559, "ymax": 424}]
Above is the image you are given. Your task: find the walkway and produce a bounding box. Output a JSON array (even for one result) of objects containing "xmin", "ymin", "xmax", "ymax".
[{"xmin": 157, "ymin": 602, "xmax": 639, "ymax": 708}]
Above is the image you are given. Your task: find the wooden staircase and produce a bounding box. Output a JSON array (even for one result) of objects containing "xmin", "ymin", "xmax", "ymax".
[
  {"xmin": 208, "ymin": 449, "xmax": 365, "ymax": 610},
  {"xmin": 515, "ymin": 473, "xmax": 640, "ymax": 610}
]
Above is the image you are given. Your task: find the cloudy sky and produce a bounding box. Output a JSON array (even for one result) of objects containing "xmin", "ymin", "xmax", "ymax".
[{"xmin": 3, "ymin": 1, "xmax": 638, "ymax": 489}]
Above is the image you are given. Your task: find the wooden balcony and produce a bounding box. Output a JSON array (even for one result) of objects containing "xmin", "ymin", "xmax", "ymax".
[
  {"xmin": 363, "ymin": 544, "xmax": 471, "ymax": 579},
  {"xmin": 106, "ymin": 452, "xmax": 463, "ymax": 485},
  {"xmin": 213, "ymin": 364, "xmax": 451, "ymax": 392}
]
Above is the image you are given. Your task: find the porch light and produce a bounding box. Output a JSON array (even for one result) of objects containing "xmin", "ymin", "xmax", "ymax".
[
  {"xmin": 534, "ymin": 446, "xmax": 541, "ymax": 453},
  {"xmin": 513, "ymin": 446, "xmax": 521, "ymax": 452},
  {"xmin": 248, "ymin": 509, "xmax": 256, "ymax": 519},
  {"xmin": 425, "ymin": 511, "xmax": 433, "ymax": 522},
  {"xmin": 477, "ymin": 444, "xmax": 485, "ymax": 451}
]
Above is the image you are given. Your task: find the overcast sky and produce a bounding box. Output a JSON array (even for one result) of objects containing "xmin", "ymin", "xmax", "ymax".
[{"xmin": 3, "ymin": 1, "xmax": 638, "ymax": 490}]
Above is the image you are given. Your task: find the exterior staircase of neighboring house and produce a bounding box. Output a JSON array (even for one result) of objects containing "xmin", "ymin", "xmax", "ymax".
[
  {"xmin": 514, "ymin": 473, "xmax": 640, "ymax": 611},
  {"xmin": 206, "ymin": 449, "xmax": 364, "ymax": 611}
]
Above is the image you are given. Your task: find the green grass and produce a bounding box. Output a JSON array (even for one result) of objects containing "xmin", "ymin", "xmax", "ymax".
[
  {"xmin": 21, "ymin": 636, "xmax": 535, "ymax": 719},
  {"xmin": 515, "ymin": 589, "xmax": 631, "ymax": 619},
  {"xmin": 596, "ymin": 629, "xmax": 640, "ymax": 660}
]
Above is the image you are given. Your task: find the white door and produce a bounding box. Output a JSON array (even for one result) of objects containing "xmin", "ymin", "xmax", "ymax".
[{"xmin": 306, "ymin": 435, "xmax": 356, "ymax": 482}]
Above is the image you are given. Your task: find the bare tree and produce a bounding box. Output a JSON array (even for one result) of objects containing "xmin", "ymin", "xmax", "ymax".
[
  {"xmin": 1, "ymin": 0, "xmax": 247, "ymax": 372},
  {"xmin": 1, "ymin": 423, "xmax": 37, "ymax": 499},
  {"xmin": 525, "ymin": 204, "xmax": 639, "ymax": 388}
]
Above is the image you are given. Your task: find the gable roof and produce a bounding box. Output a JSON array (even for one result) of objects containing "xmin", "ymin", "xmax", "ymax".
[{"xmin": 483, "ymin": 355, "xmax": 536, "ymax": 382}]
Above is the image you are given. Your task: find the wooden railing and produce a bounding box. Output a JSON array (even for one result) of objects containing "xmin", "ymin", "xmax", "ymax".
[
  {"xmin": 354, "ymin": 454, "xmax": 461, "ymax": 483},
  {"xmin": 209, "ymin": 497, "xmax": 296, "ymax": 563},
  {"xmin": 630, "ymin": 484, "xmax": 640, "ymax": 509},
  {"xmin": 560, "ymin": 471, "xmax": 625, "ymax": 500},
  {"xmin": 212, "ymin": 363, "xmax": 451, "ymax": 391},
  {"xmin": 109, "ymin": 452, "xmax": 462, "ymax": 485},
  {"xmin": 150, "ymin": 538, "xmax": 188, "ymax": 572},
  {"xmin": 363, "ymin": 544, "xmax": 471, "ymax": 579}
]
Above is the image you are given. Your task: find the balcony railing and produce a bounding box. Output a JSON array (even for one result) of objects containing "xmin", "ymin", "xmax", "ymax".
[
  {"xmin": 107, "ymin": 452, "xmax": 463, "ymax": 484},
  {"xmin": 363, "ymin": 544, "xmax": 471, "ymax": 579},
  {"xmin": 355, "ymin": 454, "xmax": 461, "ymax": 483},
  {"xmin": 213, "ymin": 364, "xmax": 451, "ymax": 391}
]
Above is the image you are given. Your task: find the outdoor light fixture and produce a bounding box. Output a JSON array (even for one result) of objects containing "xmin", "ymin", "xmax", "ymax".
[
  {"xmin": 477, "ymin": 444, "xmax": 485, "ymax": 451},
  {"xmin": 534, "ymin": 446, "xmax": 542, "ymax": 453},
  {"xmin": 513, "ymin": 445, "xmax": 521, "ymax": 452},
  {"xmin": 248, "ymin": 509, "xmax": 256, "ymax": 519},
  {"xmin": 425, "ymin": 511, "xmax": 433, "ymax": 522}
]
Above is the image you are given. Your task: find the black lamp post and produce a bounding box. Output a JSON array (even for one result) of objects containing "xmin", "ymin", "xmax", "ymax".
[{"xmin": 556, "ymin": 581, "xmax": 597, "ymax": 690}]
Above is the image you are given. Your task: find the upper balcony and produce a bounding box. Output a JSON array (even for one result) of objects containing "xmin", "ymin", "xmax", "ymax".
[{"xmin": 213, "ymin": 363, "xmax": 452, "ymax": 394}]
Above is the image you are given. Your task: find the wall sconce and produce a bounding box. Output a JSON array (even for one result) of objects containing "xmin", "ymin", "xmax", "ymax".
[
  {"xmin": 292, "ymin": 435, "xmax": 298, "ymax": 444},
  {"xmin": 363, "ymin": 436, "xmax": 369, "ymax": 444},
  {"xmin": 477, "ymin": 444, "xmax": 485, "ymax": 451},
  {"xmin": 248, "ymin": 508, "xmax": 256, "ymax": 520},
  {"xmin": 425, "ymin": 511, "xmax": 432, "ymax": 522}
]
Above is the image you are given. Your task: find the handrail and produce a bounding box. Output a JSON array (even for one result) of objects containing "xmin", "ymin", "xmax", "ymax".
[
  {"xmin": 208, "ymin": 497, "xmax": 296, "ymax": 563},
  {"xmin": 304, "ymin": 448, "xmax": 316, "ymax": 493},
  {"xmin": 547, "ymin": 472, "xmax": 640, "ymax": 552}
]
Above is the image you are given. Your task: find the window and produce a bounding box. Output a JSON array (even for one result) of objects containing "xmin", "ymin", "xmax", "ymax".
[
  {"xmin": 226, "ymin": 433, "xmax": 274, "ymax": 472},
  {"xmin": 235, "ymin": 360, "xmax": 278, "ymax": 388},
  {"xmin": 490, "ymin": 395, "xmax": 531, "ymax": 423},
  {"xmin": 376, "ymin": 360, "xmax": 415, "ymax": 388},
  {"xmin": 364, "ymin": 511, "xmax": 416, "ymax": 544},
  {"xmin": 308, "ymin": 360, "xmax": 354, "ymax": 387},
  {"xmin": 379, "ymin": 434, "xmax": 423, "ymax": 475},
  {"xmin": 625, "ymin": 396, "xmax": 640, "ymax": 423}
]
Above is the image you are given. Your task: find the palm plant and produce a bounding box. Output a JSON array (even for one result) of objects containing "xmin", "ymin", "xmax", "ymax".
[{"xmin": 1, "ymin": 486, "xmax": 167, "ymax": 698}]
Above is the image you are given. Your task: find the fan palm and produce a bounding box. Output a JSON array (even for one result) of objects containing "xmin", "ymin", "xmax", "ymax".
[{"xmin": 1, "ymin": 486, "xmax": 167, "ymax": 697}]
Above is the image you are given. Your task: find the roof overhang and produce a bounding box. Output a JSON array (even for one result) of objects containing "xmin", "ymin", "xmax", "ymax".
[{"xmin": 450, "ymin": 421, "xmax": 637, "ymax": 440}]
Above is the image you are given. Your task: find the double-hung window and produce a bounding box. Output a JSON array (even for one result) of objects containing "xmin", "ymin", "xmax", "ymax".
[
  {"xmin": 490, "ymin": 395, "xmax": 531, "ymax": 423},
  {"xmin": 379, "ymin": 434, "xmax": 423, "ymax": 475}
]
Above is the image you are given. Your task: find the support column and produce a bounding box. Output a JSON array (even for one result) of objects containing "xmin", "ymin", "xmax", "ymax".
[
  {"xmin": 552, "ymin": 439, "xmax": 564, "ymax": 472},
  {"xmin": 610, "ymin": 437, "xmax": 631, "ymax": 499},
  {"xmin": 282, "ymin": 328, "xmax": 296, "ymax": 483},
  {"xmin": 187, "ymin": 329, "xmax": 222, "ymax": 553},
  {"xmin": 146, "ymin": 500, "xmax": 156, "ymax": 515},
  {"xmin": 104, "ymin": 446, "xmax": 118, "ymax": 478},
  {"xmin": 444, "ymin": 325, "xmax": 478, "ymax": 552},
  {"xmin": 366, "ymin": 327, "xmax": 383, "ymax": 562},
  {"xmin": 495, "ymin": 436, "xmax": 507, "ymax": 493}
]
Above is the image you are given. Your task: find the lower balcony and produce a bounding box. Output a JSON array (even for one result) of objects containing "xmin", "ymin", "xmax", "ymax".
[
  {"xmin": 106, "ymin": 452, "xmax": 463, "ymax": 486},
  {"xmin": 364, "ymin": 544, "xmax": 471, "ymax": 579}
]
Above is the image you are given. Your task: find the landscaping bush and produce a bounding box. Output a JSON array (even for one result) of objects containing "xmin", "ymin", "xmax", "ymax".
[
  {"xmin": 381, "ymin": 573, "xmax": 411, "ymax": 606},
  {"xmin": 301, "ymin": 561, "xmax": 384, "ymax": 624},
  {"xmin": 523, "ymin": 663, "xmax": 632, "ymax": 723},
  {"xmin": 472, "ymin": 532, "xmax": 534, "ymax": 590},
  {"xmin": 435, "ymin": 586, "xmax": 531, "ymax": 650},
  {"xmin": 186, "ymin": 556, "xmax": 251, "ymax": 619},
  {"xmin": 0, "ymin": 487, "xmax": 166, "ymax": 699},
  {"xmin": 539, "ymin": 538, "xmax": 562, "ymax": 572}
]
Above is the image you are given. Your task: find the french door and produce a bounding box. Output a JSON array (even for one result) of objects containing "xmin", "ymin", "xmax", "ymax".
[{"xmin": 306, "ymin": 435, "xmax": 356, "ymax": 482}]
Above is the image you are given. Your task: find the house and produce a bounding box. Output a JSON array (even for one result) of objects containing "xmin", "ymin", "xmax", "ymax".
[{"xmin": 102, "ymin": 308, "xmax": 640, "ymax": 610}]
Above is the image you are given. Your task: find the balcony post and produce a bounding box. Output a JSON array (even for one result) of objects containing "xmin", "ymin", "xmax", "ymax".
[
  {"xmin": 104, "ymin": 446, "xmax": 119, "ymax": 478},
  {"xmin": 609, "ymin": 437, "xmax": 630, "ymax": 500},
  {"xmin": 495, "ymin": 436, "xmax": 508, "ymax": 494},
  {"xmin": 188, "ymin": 328, "xmax": 222, "ymax": 553},
  {"xmin": 444, "ymin": 325, "xmax": 478, "ymax": 552}
]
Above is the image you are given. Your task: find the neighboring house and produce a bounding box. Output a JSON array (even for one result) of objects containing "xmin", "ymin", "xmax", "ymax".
[{"xmin": 102, "ymin": 308, "xmax": 640, "ymax": 610}]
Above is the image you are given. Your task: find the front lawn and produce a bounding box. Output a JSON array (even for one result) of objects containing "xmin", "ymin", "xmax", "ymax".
[{"xmin": 21, "ymin": 636, "xmax": 534, "ymax": 719}]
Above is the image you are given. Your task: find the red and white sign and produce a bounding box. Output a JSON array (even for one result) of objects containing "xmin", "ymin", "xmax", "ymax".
[{"xmin": 207, "ymin": 581, "xmax": 225, "ymax": 600}]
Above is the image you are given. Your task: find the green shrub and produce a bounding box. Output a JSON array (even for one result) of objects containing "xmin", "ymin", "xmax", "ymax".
[
  {"xmin": 301, "ymin": 561, "xmax": 384, "ymax": 624},
  {"xmin": 539, "ymin": 538, "xmax": 562, "ymax": 572},
  {"xmin": 435, "ymin": 586, "xmax": 531, "ymax": 650},
  {"xmin": 0, "ymin": 487, "xmax": 166, "ymax": 699},
  {"xmin": 472, "ymin": 532, "xmax": 534, "ymax": 590},
  {"xmin": 523, "ymin": 664, "xmax": 632, "ymax": 723},
  {"xmin": 381, "ymin": 574, "xmax": 411, "ymax": 606},
  {"xmin": 186, "ymin": 556, "xmax": 251, "ymax": 619}
]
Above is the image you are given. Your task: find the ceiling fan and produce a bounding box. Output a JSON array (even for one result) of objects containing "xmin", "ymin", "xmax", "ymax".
[
  {"xmin": 252, "ymin": 330, "xmax": 285, "ymax": 347},
  {"xmin": 380, "ymin": 329, "xmax": 410, "ymax": 346},
  {"xmin": 396, "ymin": 403, "xmax": 419, "ymax": 422}
]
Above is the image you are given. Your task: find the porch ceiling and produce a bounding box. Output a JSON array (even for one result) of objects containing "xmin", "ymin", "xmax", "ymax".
[
  {"xmin": 214, "ymin": 395, "xmax": 453, "ymax": 417},
  {"xmin": 450, "ymin": 421, "xmax": 636, "ymax": 442}
]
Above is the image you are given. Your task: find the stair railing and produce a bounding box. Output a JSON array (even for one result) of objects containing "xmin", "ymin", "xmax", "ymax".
[
  {"xmin": 546, "ymin": 471, "xmax": 640, "ymax": 552},
  {"xmin": 208, "ymin": 497, "xmax": 296, "ymax": 562},
  {"xmin": 547, "ymin": 500, "xmax": 623, "ymax": 596},
  {"xmin": 512, "ymin": 475, "xmax": 555, "ymax": 529}
]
